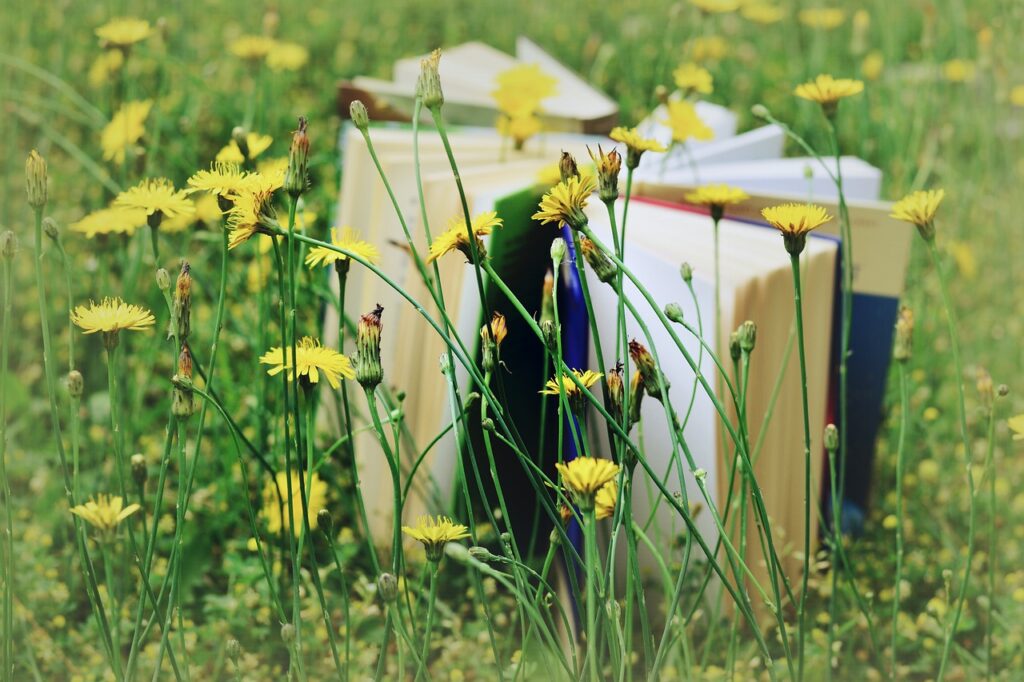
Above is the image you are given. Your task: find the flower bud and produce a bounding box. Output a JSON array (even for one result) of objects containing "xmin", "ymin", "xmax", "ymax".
[
  {"xmin": 729, "ymin": 331, "xmax": 742, "ymax": 363},
  {"xmin": 893, "ymin": 306, "xmax": 914, "ymax": 363},
  {"xmin": 284, "ymin": 116, "xmax": 310, "ymax": 197},
  {"xmin": 377, "ymin": 572, "xmax": 399, "ymax": 602},
  {"xmin": 738, "ymin": 320, "xmax": 757, "ymax": 353},
  {"xmin": 694, "ymin": 467, "xmax": 707, "ymax": 481},
  {"xmin": 317, "ymin": 509, "xmax": 333, "ymax": 535},
  {"xmin": 172, "ymin": 346, "xmax": 196, "ymax": 418},
  {"xmin": 559, "ymin": 151, "xmax": 579, "ymax": 182},
  {"xmin": 540, "ymin": 320, "xmax": 558, "ymax": 351},
  {"xmin": 231, "ymin": 126, "xmax": 250, "ymax": 159},
  {"xmin": 588, "ymin": 146, "xmax": 621, "ymax": 203},
  {"xmin": 67, "ymin": 370, "xmax": 84, "ymax": 398},
  {"xmin": 25, "ymin": 150, "xmax": 47, "ymax": 209},
  {"xmin": 0, "ymin": 231, "xmax": 16, "ymax": 260},
  {"xmin": 356, "ymin": 304, "xmax": 384, "ymax": 388},
  {"xmin": 751, "ymin": 104, "xmax": 771, "ymax": 120},
  {"xmin": 823, "ymin": 424, "xmax": 839, "ymax": 452},
  {"xmin": 606, "ymin": 364, "xmax": 624, "ymax": 424},
  {"xmin": 226, "ymin": 638, "xmax": 241, "ymax": 663},
  {"xmin": 131, "ymin": 453, "xmax": 147, "ymax": 487},
  {"xmin": 664, "ymin": 303, "xmax": 684, "ymax": 324},
  {"xmin": 416, "ymin": 49, "xmax": 444, "ymax": 109},
  {"xmin": 42, "ymin": 217, "xmax": 60, "ymax": 242},
  {"xmin": 579, "ymin": 237, "xmax": 616, "ymax": 284},
  {"xmin": 629, "ymin": 339, "xmax": 669, "ymax": 400},
  {"xmin": 628, "ymin": 370, "xmax": 645, "ymax": 430},
  {"xmin": 173, "ymin": 262, "xmax": 192, "ymax": 342},
  {"xmin": 468, "ymin": 546, "xmax": 492, "ymax": 562},
  {"xmin": 349, "ymin": 100, "xmax": 370, "ymax": 130},
  {"xmin": 156, "ymin": 267, "xmax": 171, "ymax": 291},
  {"xmin": 679, "ymin": 262, "xmax": 693, "ymax": 283},
  {"xmin": 550, "ymin": 238, "xmax": 567, "ymax": 267},
  {"xmin": 997, "ymin": 384, "xmax": 1009, "ymax": 398},
  {"xmin": 480, "ymin": 312, "xmax": 507, "ymax": 373},
  {"xmin": 976, "ymin": 368, "xmax": 994, "ymax": 410},
  {"xmin": 280, "ymin": 623, "xmax": 295, "ymax": 646},
  {"xmin": 654, "ymin": 84, "xmax": 669, "ymax": 105}
]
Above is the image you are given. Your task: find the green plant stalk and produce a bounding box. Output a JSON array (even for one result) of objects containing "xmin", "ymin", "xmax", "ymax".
[
  {"xmin": 932, "ymin": 240, "xmax": 977, "ymax": 682},
  {"xmin": 983, "ymin": 400, "xmax": 997, "ymax": 681},
  {"xmin": 0, "ymin": 249, "xmax": 13, "ymax": 682},
  {"xmin": 416, "ymin": 563, "xmax": 441, "ymax": 681},
  {"xmin": 584, "ymin": 507, "xmax": 601, "ymax": 682},
  {"xmin": 324, "ymin": 531, "xmax": 352, "ymax": 682},
  {"xmin": 100, "ymin": 542, "xmax": 122, "ymax": 679},
  {"xmin": 891, "ymin": 362, "xmax": 909, "ymax": 679}
]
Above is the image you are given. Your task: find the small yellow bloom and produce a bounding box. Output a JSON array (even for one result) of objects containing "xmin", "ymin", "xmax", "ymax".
[
  {"xmin": 673, "ymin": 63, "xmax": 714, "ymax": 95},
  {"xmin": 690, "ymin": 0, "xmax": 739, "ymax": 11},
  {"xmin": 687, "ymin": 36, "xmax": 729, "ymax": 62},
  {"xmin": 402, "ymin": 515, "xmax": 471, "ymax": 562},
  {"xmin": 305, "ymin": 227, "xmax": 380, "ymax": 269},
  {"xmin": 88, "ymin": 50, "xmax": 125, "ymax": 88},
  {"xmin": 95, "ymin": 17, "xmax": 152, "ymax": 48},
  {"xmin": 741, "ymin": 3, "xmax": 786, "ymax": 24},
  {"xmin": 115, "ymin": 178, "xmax": 194, "ymax": 221},
  {"xmin": 941, "ymin": 59, "xmax": 976, "ymax": 84},
  {"xmin": 480, "ymin": 312, "xmax": 508, "ymax": 347},
  {"xmin": 862, "ymin": 51, "xmax": 885, "ymax": 81},
  {"xmin": 662, "ymin": 100, "xmax": 714, "ymax": 144},
  {"xmin": 216, "ymin": 133, "xmax": 273, "ymax": 163},
  {"xmin": 266, "ymin": 42, "xmax": 309, "ymax": 72},
  {"xmin": 890, "ymin": 189, "xmax": 945, "ymax": 241},
  {"xmin": 947, "ymin": 241, "xmax": 977, "ymax": 280},
  {"xmin": 684, "ymin": 184, "xmax": 749, "ymax": 213},
  {"xmin": 229, "ymin": 35, "xmax": 278, "ymax": 61},
  {"xmin": 1007, "ymin": 414, "xmax": 1024, "ymax": 441},
  {"xmin": 541, "ymin": 369, "xmax": 603, "ymax": 399},
  {"xmin": 595, "ymin": 480, "xmax": 618, "ymax": 520},
  {"xmin": 794, "ymin": 74, "xmax": 864, "ymax": 107},
  {"xmin": 426, "ymin": 211, "xmax": 502, "ymax": 263},
  {"xmin": 70, "ymin": 494, "xmax": 141, "ymax": 535},
  {"xmin": 556, "ymin": 457, "xmax": 621, "ymax": 509},
  {"xmin": 761, "ymin": 203, "xmax": 832, "ymax": 236},
  {"xmin": 609, "ymin": 127, "xmax": 667, "ymax": 156},
  {"xmin": 798, "ymin": 8, "xmax": 846, "ymax": 30},
  {"xmin": 101, "ymin": 100, "xmax": 153, "ymax": 164},
  {"xmin": 259, "ymin": 336, "xmax": 355, "ymax": 389},
  {"xmin": 260, "ymin": 471, "xmax": 328, "ymax": 536},
  {"xmin": 70, "ymin": 206, "xmax": 148, "ymax": 238},
  {"xmin": 186, "ymin": 162, "xmax": 252, "ymax": 198},
  {"xmin": 532, "ymin": 175, "xmax": 597, "ymax": 230},
  {"xmin": 492, "ymin": 64, "xmax": 558, "ymax": 107},
  {"xmin": 497, "ymin": 114, "xmax": 543, "ymax": 147},
  {"xmin": 71, "ymin": 298, "xmax": 155, "ymax": 335},
  {"xmin": 1010, "ymin": 85, "xmax": 1024, "ymax": 108}
]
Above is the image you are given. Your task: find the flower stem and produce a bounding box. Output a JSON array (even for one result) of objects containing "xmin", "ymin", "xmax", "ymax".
[
  {"xmin": 417, "ymin": 563, "xmax": 441, "ymax": 680},
  {"xmin": 891, "ymin": 362, "xmax": 909, "ymax": 679}
]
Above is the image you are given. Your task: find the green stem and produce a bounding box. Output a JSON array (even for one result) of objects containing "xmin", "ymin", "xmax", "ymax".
[
  {"xmin": 585, "ymin": 507, "xmax": 601, "ymax": 682},
  {"xmin": 0, "ymin": 249, "xmax": 13, "ymax": 682},
  {"xmin": 416, "ymin": 563, "xmax": 441, "ymax": 680},
  {"xmin": 891, "ymin": 363, "xmax": 909, "ymax": 679},
  {"xmin": 983, "ymin": 400, "xmax": 997, "ymax": 681}
]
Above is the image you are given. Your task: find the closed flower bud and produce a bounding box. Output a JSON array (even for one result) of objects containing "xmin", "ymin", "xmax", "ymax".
[
  {"xmin": 579, "ymin": 237, "xmax": 616, "ymax": 284},
  {"xmin": 42, "ymin": 217, "xmax": 60, "ymax": 242},
  {"xmin": 628, "ymin": 370, "xmax": 645, "ymax": 429},
  {"xmin": 997, "ymin": 384, "xmax": 1009, "ymax": 398},
  {"xmin": 284, "ymin": 116, "xmax": 310, "ymax": 197},
  {"xmin": 893, "ymin": 306, "xmax": 914, "ymax": 363},
  {"xmin": 280, "ymin": 623, "xmax": 295, "ymax": 646},
  {"xmin": 67, "ymin": 370, "xmax": 84, "ymax": 398},
  {"xmin": 824, "ymin": 424, "xmax": 839, "ymax": 452},
  {"xmin": 480, "ymin": 312, "xmax": 507, "ymax": 372},
  {"xmin": 0, "ymin": 231, "xmax": 16, "ymax": 260},
  {"xmin": 172, "ymin": 346, "xmax": 196, "ymax": 418},
  {"xmin": 738, "ymin": 320, "xmax": 757, "ymax": 353},
  {"xmin": 694, "ymin": 467, "xmax": 707, "ymax": 481},
  {"xmin": 226, "ymin": 638, "xmax": 241, "ymax": 663},
  {"xmin": 231, "ymin": 126, "xmax": 250, "ymax": 159},
  {"xmin": 131, "ymin": 453, "xmax": 147, "ymax": 486},
  {"xmin": 654, "ymin": 85, "xmax": 669, "ymax": 105},
  {"xmin": 468, "ymin": 546, "xmax": 492, "ymax": 562},
  {"xmin": 540, "ymin": 320, "xmax": 558, "ymax": 351},
  {"xmin": 416, "ymin": 49, "xmax": 444, "ymax": 109},
  {"xmin": 751, "ymin": 104, "xmax": 771, "ymax": 120},
  {"xmin": 156, "ymin": 267, "xmax": 171, "ymax": 291},
  {"xmin": 356, "ymin": 305, "xmax": 384, "ymax": 388},
  {"xmin": 664, "ymin": 303, "xmax": 684, "ymax": 324},
  {"xmin": 349, "ymin": 100, "xmax": 370, "ymax": 130},
  {"xmin": 629, "ymin": 339, "xmax": 669, "ymax": 400},
  {"xmin": 173, "ymin": 262, "xmax": 192, "ymax": 342},
  {"xmin": 680, "ymin": 262, "xmax": 693, "ymax": 283},
  {"xmin": 25, "ymin": 150, "xmax": 47, "ymax": 209},
  {"xmin": 606, "ymin": 364, "xmax": 624, "ymax": 424},
  {"xmin": 317, "ymin": 509, "xmax": 333, "ymax": 535},
  {"xmin": 559, "ymin": 151, "xmax": 579, "ymax": 182},
  {"xmin": 729, "ymin": 331, "xmax": 742, "ymax": 363},
  {"xmin": 377, "ymin": 572, "xmax": 399, "ymax": 602},
  {"xmin": 550, "ymin": 238, "xmax": 567, "ymax": 267},
  {"xmin": 589, "ymin": 146, "xmax": 621, "ymax": 203}
]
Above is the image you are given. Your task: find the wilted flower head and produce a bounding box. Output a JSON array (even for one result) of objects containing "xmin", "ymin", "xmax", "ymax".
[
  {"xmin": 890, "ymin": 189, "xmax": 945, "ymax": 242},
  {"xmin": 555, "ymin": 457, "xmax": 621, "ymax": 511},
  {"xmin": 416, "ymin": 48, "xmax": 444, "ymax": 109},
  {"xmin": 588, "ymin": 146, "xmax": 621, "ymax": 202},
  {"xmin": 70, "ymin": 494, "xmax": 141, "ymax": 537},
  {"xmin": 260, "ymin": 336, "xmax": 355, "ymax": 390},
  {"xmin": 402, "ymin": 515, "xmax": 471, "ymax": 562},
  {"xmin": 101, "ymin": 100, "xmax": 153, "ymax": 164},
  {"xmin": 427, "ymin": 211, "xmax": 502, "ymax": 263},
  {"xmin": 629, "ymin": 339, "xmax": 670, "ymax": 400},
  {"xmin": 95, "ymin": 17, "xmax": 152, "ymax": 49}
]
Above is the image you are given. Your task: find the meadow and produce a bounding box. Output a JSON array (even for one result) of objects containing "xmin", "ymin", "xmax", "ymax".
[{"xmin": 1, "ymin": 0, "xmax": 1023, "ymax": 680}]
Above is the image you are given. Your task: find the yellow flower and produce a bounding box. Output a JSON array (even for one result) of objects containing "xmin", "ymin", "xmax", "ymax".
[
  {"xmin": 890, "ymin": 189, "xmax": 945, "ymax": 240},
  {"xmin": 532, "ymin": 175, "xmax": 597, "ymax": 230},
  {"xmin": 225, "ymin": 172, "xmax": 282, "ymax": 249},
  {"xmin": 541, "ymin": 369, "xmax": 603, "ymax": 399},
  {"xmin": 70, "ymin": 495, "xmax": 141, "ymax": 535},
  {"xmin": 229, "ymin": 35, "xmax": 278, "ymax": 61},
  {"xmin": 266, "ymin": 42, "xmax": 309, "ymax": 72},
  {"xmin": 595, "ymin": 480, "xmax": 618, "ymax": 520},
  {"xmin": 609, "ymin": 127, "xmax": 667, "ymax": 155},
  {"xmin": 88, "ymin": 50, "xmax": 124, "ymax": 88},
  {"xmin": 947, "ymin": 241, "xmax": 977, "ymax": 280},
  {"xmin": 1008, "ymin": 414, "xmax": 1024, "ymax": 441},
  {"xmin": 1009, "ymin": 85, "xmax": 1024, "ymax": 108},
  {"xmin": 402, "ymin": 515, "xmax": 471, "ymax": 561},
  {"xmin": 794, "ymin": 74, "xmax": 864, "ymax": 107},
  {"xmin": 684, "ymin": 184, "xmax": 749, "ymax": 213},
  {"xmin": 497, "ymin": 114, "xmax": 543, "ymax": 147},
  {"xmin": 862, "ymin": 51, "xmax": 885, "ymax": 81},
  {"xmin": 95, "ymin": 17, "xmax": 152, "ymax": 48},
  {"xmin": 493, "ymin": 64, "xmax": 558, "ymax": 107},
  {"xmin": 492, "ymin": 90, "xmax": 542, "ymax": 119},
  {"xmin": 259, "ymin": 336, "xmax": 355, "ymax": 389},
  {"xmin": 690, "ymin": 0, "xmax": 740, "ymax": 13},
  {"xmin": 305, "ymin": 227, "xmax": 380, "ymax": 268},
  {"xmin": 216, "ymin": 133, "xmax": 273, "ymax": 163},
  {"xmin": 941, "ymin": 59, "xmax": 976, "ymax": 84},
  {"xmin": 661, "ymin": 100, "xmax": 714, "ymax": 144},
  {"xmin": 426, "ymin": 211, "xmax": 502, "ymax": 263},
  {"xmin": 154, "ymin": 199, "xmax": 197, "ymax": 233},
  {"xmin": 556, "ymin": 457, "xmax": 621, "ymax": 510},
  {"xmin": 70, "ymin": 206, "xmax": 147, "ymax": 238},
  {"xmin": 741, "ymin": 3, "xmax": 786, "ymax": 24},
  {"xmin": 260, "ymin": 471, "xmax": 328, "ymax": 536},
  {"xmin": 798, "ymin": 8, "xmax": 846, "ymax": 30},
  {"xmin": 673, "ymin": 63, "xmax": 714, "ymax": 95},
  {"xmin": 481, "ymin": 311, "xmax": 508, "ymax": 345},
  {"xmin": 115, "ymin": 178, "xmax": 194, "ymax": 222},
  {"xmin": 687, "ymin": 36, "xmax": 729, "ymax": 62},
  {"xmin": 761, "ymin": 203, "xmax": 833, "ymax": 236},
  {"xmin": 101, "ymin": 100, "xmax": 153, "ymax": 164},
  {"xmin": 71, "ymin": 297, "xmax": 155, "ymax": 335},
  {"xmin": 186, "ymin": 162, "xmax": 251, "ymax": 197}
]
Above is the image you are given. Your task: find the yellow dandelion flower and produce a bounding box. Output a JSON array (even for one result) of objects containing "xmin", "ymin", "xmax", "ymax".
[
  {"xmin": 798, "ymin": 8, "xmax": 846, "ymax": 30},
  {"xmin": 101, "ymin": 100, "xmax": 153, "ymax": 164},
  {"xmin": 216, "ymin": 132, "xmax": 273, "ymax": 163},
  {"xmin": 229, "ymin": 35, "xmax": 278, "ymax": 61},
  {"xmin": 941, "ymin": 59, "xmax": 976, "ymax": 83},
  {"xmin": 609, "ymin": 126, "xmax": 667, "ymax": 165},
  {"xmin": 493, "ymin": 64, "xmax": 558, "ymax": 106},
  {"xmin": 225, "ymin": 172, "xmax": 281, "ymax": 249},
  {"xmin": 556, "ymin": 457, "xmax": 621, "ymax": 509},
  {"xmin": 260, "ymin": 471, "xmax": 328, "ymax": 536},
  {"xmin": 540, "ymin": 369, "xmax": 603, "ymax": 399},
  {"xmin": 673, "ymin": 63, "xmax": 714, "ymax": 95},
  {"xmin": 71, "ymin": 297, "xmax": 155, "ymax": 335},
  {"xmin": 947, "ymin": 241, "xmax": 977, "ymax": 280},
  {"xmin": 687, "ymin": 36, "xmax": 729, "ymax": 62},
  {"xmin": 186, "ymin": 162, "xmax": 251, "ymax": 197},
  {"xmin": 492, "ymin": 89, "xmax": 542, "ymax": 120},
  {"xmin": 595, "ymin": 480, "xmax": 618, "ymax": 520},
  {"xmin": 890, "ymin": 189, "xmax": 945, "ymax": 241},
  {"xmin": 95, "ymin": 17, "xmax": 152, "ymax": 48},
  {"xmin": 742, "ymin": 3, "xmax": 786, "ymax": 24},
  {"xmin": 156, "ymin": 198, "xmax": 198, "ymax": 233},
  {"xmin": 532, "ymin": 175, "xmax": 597, "ymax": 230},
  {"xmin": 690, "ymin": 0, "xmax": 740, "ymax": 14},
  {"xmin": 305, "ymin": 227, "xmax": 380, "ymax": 269},
  {"xmin": 402, "ymin": 515, "xmax": 471, "ymax": 562},
  {"xmin": 426, "ymin": 211, "xmax": 502, "ymax": 263},
  {"xmin": 862, "ymin": 51, "xmax": 884, "ymax": 81},
  {"xmin": 684, "ymin": 184, "xmax": 749, "ymax": 214},
  {"xmin": 88, "ymin": 50, "xmax": 124, "ymax": 88},
  {"xmin": 69, "ymin": 206, "xmax": 147, "ymax": 238},
  {"xmin": 480, "ymin": 311, "xmax": 508, "ymax": 347},
  {"xmin": 266, "ymin": 41, "xmax": 309, "ymax": 72},
  {"xmin": 1010, "ymin": 85, "xmax": 1024, "ymax": 108},
  {"xmin": 1008, "ymin": 414, "xmax": 1024, "ymax": 441},
  {"xmin": 662, "ymin": 100, "xmax": 714, "ymax": 144},
  {"xmin": 497, "ymin": 114, "xmax": 542, "ymax": 147},
  {"xmin": 259, "ymin": 336, "xmax": 355, "ymax": 389},
  {"xmin": 115, "ymin": 178, "xmax": 194, "ymax": 223},
  {"xmin": 70, "ymin": 494, "xmax": 141, "ymax": 535},
  {"xmin": 794, "ymin": 74, "xmax": 864, "ymax": 108},
  {"xmin": 761, "ymin": 203, "xmax": 833, "ymax": 236}
]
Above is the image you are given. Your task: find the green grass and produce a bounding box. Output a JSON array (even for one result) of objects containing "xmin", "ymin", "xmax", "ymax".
[{"xmin": 1, "ymin": 1, "xmax": 1022, "ymax": 680}]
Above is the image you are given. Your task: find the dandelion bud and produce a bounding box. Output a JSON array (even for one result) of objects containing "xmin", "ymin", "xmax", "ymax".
[
  {"xmin": 377, "ymin": 572, "xmax": 399, "ymax": 602},
  {"xmin": 356, "ymin": 304, "xmax": 384, "ymax": 389},
  {"xmin": 664, "ymin": 303, "xmax": 684, "ymax": 324},
  {"xmin": 67, "ymin": 370, "xmax": 84, "ymax": 398},
  {"xmin": 25, "ymin": 150, "xmax": 47, "ymax": 209},
  {"xmin": 480, "ymin": 312, "xmax": 507, "ymax": 373},
  {"xmin": 349, "ymin": 100, "xmax": 370, "ymax": 130},
  {"xmin": 630, "ymin": 339, "xmax": 668, "ymax": 400},
  {"xmin": 738, "ymin": 320, "xmax": 757, "ymax": 353},
  {"xmin": 173, "ymin": 262, "xmax": 192, "ymax": 342},
  {"xmin": 559, "ymin": 151, "xmax": 579, "ymax": 182},
  {"xmin": 729, "ymin": 331, "xmax": 742, "ymax": 363},
  {"xmin": 416, "ymin": 48, "xmax": 444, "ymax": 109},
  {"xmin": 231, "ymin": 126, "xmax": 250, "ymax": 159},
  {"xmin": 558, "ymin": 503, "xmax": 573, "ymax": 525},
  {"xmin": 540, "ymin": 320, "xmax": 558, "ymax": 351},
  {"xmin": 997, "ymin": 384, "xmax": 1009, "ymax": 398},
  {"xmin": 481, "ymin": 417, "xmax": 495, "ymax": 432},
  {"xmin": 628, "ymin": 370, "xmax": 645, "ymax": 430},
  {"xmin": 654, "ymin": 84, "xmax": 669, "ymax": 105},
  {"xmin": 284, "ymin": 116, "xmax": 310, "ymax": 198},
  {"xmin": 680, "ymin": 262, "xmax": 693, "ymax": 283},
  {"xmin": 606, "ymin": 364, "xmax": 624, "ymax": 424},
  {"xmin": 0, "ymin": 231, "xmax": 17, "ymax": 260},
  {"xmin": 824, "ymin": 424, "xmax": 839, "ymax": 452},
  {"xmin": 226, "ymin": 638, "xmax": 241, "ymax": 663},
  {"xmin": 316, "ymin": 509, "xmax": 333, "ymax": 536},
  {"xmin": 468, "ymin": 546, "xmax": 491, "ymax": 562},
  {"xmin": 550, "ymin": 237, "xmax": 567, "ymax": 267},
  {"xmin": 893, "ymin": 306, "xmax": 914, "ymax": 363},
  {"xmin": 751, "ymin": 104, "xmax": 771, "ymax": 120},
  {"xmin": 172, "ymin": 346, "xmax": 197, "ymax": 418},
  {"xmin": 42, "ymin": 217, "xmax": 60, "ymax": 242},
  {"xmin": 694, "ymin": 468, "xmax": 707, "ymax": 482},
  {"xmin": 579, "ymin": 237, "xmax": 616, "ymax": 284},
  {"xmin": 976, "ymin": 368, "xmax": 994, "ymax": 409},
  {"xmin": 131, "ymin": 453, "xmax": 147, "ymax": 486},
  {"xmin": 280, "ymin": 623, "xmax": 295, "ymax": 646},
  {"xmin": 156, "ymin": 267, "xmax": 171, "ymax": 291}
]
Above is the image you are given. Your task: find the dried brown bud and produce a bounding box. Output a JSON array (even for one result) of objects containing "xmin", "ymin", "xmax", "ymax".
[
  {"xmin": 588, "ymin": 145, "xmax": 621, "ymax": 203},
  {"xmin": 579, "ymin": 237, "xmax": 616, "ymax": 284},
  {"xmin": 559, "ymin": 151, "xmax": 579, "ymax": 182},
  {"xmin": 630, "ymin": 339, "xmax": 669, "ymax": 400}
]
